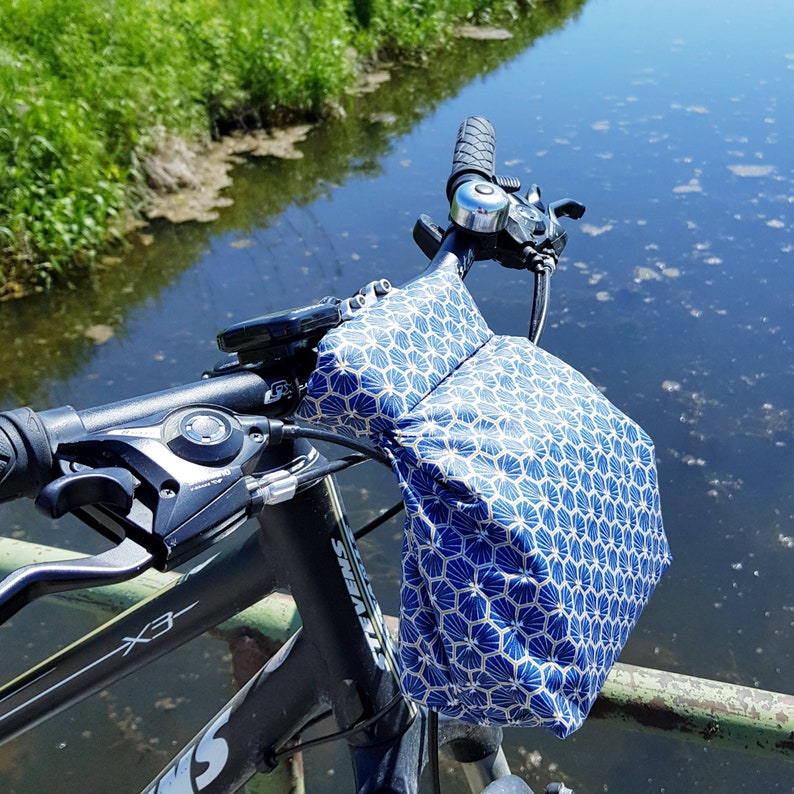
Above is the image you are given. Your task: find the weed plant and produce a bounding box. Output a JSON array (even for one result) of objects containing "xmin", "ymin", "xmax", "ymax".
[{"xmin": 0, "ymin": 0, "xmax": 533, "ymax": 292}]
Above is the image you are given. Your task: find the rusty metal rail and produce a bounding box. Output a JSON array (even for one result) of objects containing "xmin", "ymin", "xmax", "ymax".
[
  {"xmin": 1, "ymin": 537, "xmax": 792, "ymax": 764},
  {"xmin": 592, "ymin": 662, "xmax": 793, "ymax": 758}
]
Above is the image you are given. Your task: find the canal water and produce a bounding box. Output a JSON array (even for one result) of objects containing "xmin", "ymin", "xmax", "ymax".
[{"xmin": 1, "ymin": 0, "xmax": 792, "ymax": 790}]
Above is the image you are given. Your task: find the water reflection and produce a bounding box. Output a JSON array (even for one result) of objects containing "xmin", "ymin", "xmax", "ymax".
[{"xmin": 0, "ymin": 0, "xmax": 586, "ymax": 407}]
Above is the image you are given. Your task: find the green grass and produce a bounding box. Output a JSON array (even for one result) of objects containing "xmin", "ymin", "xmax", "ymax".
[{"xmin": 0, "ymin": 0, "xmax": 533, "ymax": 294}]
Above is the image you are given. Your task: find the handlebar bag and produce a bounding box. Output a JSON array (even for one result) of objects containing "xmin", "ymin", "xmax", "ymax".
[{"xmin": 297, "ymin": 268, "xmax": 671, "ymax": 738}]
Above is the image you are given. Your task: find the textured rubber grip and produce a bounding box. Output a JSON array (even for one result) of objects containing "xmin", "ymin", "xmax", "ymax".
[
  {"xmin": 0, "ymin": 427, "xmax": 14, "ymax": 487},
  {"xmin": 446, "ymin": 116, "xmax": 497, "ymax": 201},
  {"xmin": 0, "ymin": 410, "xmax": 53, "ymax": 503}
]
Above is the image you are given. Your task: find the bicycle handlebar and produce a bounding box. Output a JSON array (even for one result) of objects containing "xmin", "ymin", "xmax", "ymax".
[
  {"xmin": 0, "ymin": 411, "xmax": 52, "ymax": 502},
  {"xmin": 445, "ymin": 115, "xmax": 497, "ymax": 201},
  {"xmin": 0, "ymin": 370, "xmax": 294, "ymax": 504}
]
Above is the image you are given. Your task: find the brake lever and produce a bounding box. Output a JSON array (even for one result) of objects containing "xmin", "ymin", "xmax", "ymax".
[
  {"xmin": 495, "ymin": 186, "xmax": 586, "ymax": 271},
  {"xmin": 36, "ymin": 466, "xmax": 135, "ymax": 519},
  {"xmin": 546, "ymin": 197, "xmax": 587, "ymax": 258},
  {"xmin": 413, "ymin": 176, "xmax": 585, "ymax": 347},
  {"xmin": 0, "ymin": 537, "xmax": 154, "ymax": 625},
  {"xmin": 0, "ymin": 407, "xmax": 284, "ymax": 624},
  {"xmin": 32, "ymin": 407, "xmax": 276, "ymax": 571}
]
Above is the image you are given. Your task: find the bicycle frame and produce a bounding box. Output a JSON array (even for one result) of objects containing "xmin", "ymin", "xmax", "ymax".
[{"xmin": 0, "ymin": 432, "xmax": 506, "ymax": 793}]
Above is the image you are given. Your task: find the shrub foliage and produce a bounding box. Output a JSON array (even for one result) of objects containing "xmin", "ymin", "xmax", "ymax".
[{"xmin": 0, "ymin": 0, "xmax": 533, "ymax": 291}]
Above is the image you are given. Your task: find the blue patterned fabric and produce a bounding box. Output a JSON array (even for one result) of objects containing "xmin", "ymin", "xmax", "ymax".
[{"xmin": 297, "ymin": 268, "xmax": 671, "ymax": 738}]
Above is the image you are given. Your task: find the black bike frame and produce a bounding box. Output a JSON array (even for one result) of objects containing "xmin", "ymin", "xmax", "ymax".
[
  {"xmin": 0, "ymin": 435, "xmax": 407, "ymax": 789},
  {"xmin": 0, "ymin": 448, "xmax": 503, "ymax": 793}
]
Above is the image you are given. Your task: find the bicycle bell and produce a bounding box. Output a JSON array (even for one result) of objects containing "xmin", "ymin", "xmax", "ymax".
[{"xmin": 450, "ymin": 179, "xmax": 509, "ymax": 234}]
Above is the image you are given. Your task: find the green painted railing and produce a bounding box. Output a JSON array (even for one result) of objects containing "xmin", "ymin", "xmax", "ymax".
[{"xmin": 0, "ymin": 536, "xmax": 791, "ymax": 791}]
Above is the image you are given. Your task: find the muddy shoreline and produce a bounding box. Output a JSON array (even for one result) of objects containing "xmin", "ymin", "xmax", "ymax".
[{"xmin": 138, "ymin": 25, "xmax": 511, "ymax": 228}]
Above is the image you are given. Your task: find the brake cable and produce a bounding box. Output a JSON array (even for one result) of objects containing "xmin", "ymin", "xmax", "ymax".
[
  {"xmin": 428, "ymin": 709, "xmax": 442, "ymax": 794},
  {"xmin": 279, "ymin": 422, "xmax": 389, "ymax": 466},
  {"xmin": 354, "ymin": 500, "xmax": 404, "ymax": 541},
  {"xmin": 272, "ymin": 692, "xmax": 405, "ymax": 761}
]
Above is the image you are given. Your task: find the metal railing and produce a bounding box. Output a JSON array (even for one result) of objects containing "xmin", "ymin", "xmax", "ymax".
[{"xmin": 1, "ymin": 535, "xmax": 791, "ymax": 790}]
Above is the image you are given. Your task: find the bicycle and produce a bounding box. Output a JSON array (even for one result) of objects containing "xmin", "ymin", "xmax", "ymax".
[{"xmin": 0, "ymin": 117, "xmax": 667, "ymax": 793}]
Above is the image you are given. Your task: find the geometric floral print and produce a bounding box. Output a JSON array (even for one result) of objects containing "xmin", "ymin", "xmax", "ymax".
[{"xmin": 297, "ymin": 267, "xmax": 671, "ymax": 738}]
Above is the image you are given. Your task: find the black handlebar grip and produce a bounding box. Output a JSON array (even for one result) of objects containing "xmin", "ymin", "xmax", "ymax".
[
  {"xmin": 0, "ymin": 410, "xmax": 54, "ymax": 503},
  {"xmin": 0, "ymin": 428, "xmax": 14, "ymax": 489},
  {"xmin": 446, "ymin": 116, "xmax": 497, "ymax": 202}
]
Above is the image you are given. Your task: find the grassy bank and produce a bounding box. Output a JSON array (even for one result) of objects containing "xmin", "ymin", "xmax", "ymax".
[{"xmin": 0, "ymin": 0, "xmax": 543, "ymax": 296}]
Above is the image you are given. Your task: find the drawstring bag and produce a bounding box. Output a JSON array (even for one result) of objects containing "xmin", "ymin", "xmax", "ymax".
[{"xmin": 297, "ymin": 268, "xmax": 671, "ymax": 738}]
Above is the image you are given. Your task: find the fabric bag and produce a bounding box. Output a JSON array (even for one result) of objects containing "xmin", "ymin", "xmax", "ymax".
[{"xmin": 297, "ymin": 268, "xmax": 671, "ymax": 738}]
